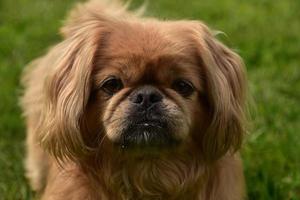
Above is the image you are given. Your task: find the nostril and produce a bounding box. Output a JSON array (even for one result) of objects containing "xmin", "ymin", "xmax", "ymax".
[
  {"xmin": 134, "ymin": 94, "xmax": 144, "ymax": 104},
  {"xmin": 149, "ymin": 93, "xmax": 162, "ymax": 103}
]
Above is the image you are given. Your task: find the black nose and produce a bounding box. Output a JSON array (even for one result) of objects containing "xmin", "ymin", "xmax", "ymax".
[{"xmin": 129, "ymin": 86, "xmax": 163, "ymax": 109}]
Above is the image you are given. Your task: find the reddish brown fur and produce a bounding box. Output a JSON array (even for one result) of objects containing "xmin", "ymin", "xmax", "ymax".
[{"xmin": 21, "ymin": 0, "xmax": 247, "ymax": 199}]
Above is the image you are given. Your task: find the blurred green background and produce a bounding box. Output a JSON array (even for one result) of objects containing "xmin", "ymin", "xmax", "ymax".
[{"xmin": 0, "ymin": 0, "xmax": 299, "ymax": 199}]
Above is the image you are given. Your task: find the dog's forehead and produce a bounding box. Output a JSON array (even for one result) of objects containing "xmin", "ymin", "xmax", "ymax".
[
  {"xmin": 95, "ymin": 21, "xmax": 202, "ymax": 87},
  {"xmin": 104, "ymin": 22, "xmax": 178, "ymax": 57}
]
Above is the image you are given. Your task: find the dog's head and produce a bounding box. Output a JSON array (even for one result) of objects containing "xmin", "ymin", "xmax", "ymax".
[{"xmin": 38, "ymin": 1, "xmax": 247, "ymax": 162}]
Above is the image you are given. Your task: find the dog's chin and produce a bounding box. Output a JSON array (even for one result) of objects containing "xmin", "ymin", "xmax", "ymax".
[{"xmin": 115, "ymin": 121, "xmax": 180, "ymax": 154}]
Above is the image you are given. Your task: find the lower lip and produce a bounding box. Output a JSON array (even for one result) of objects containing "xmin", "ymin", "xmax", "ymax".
[
  {"xmin": 119, "ymin": 125, "xmax": 178, "ymax": 149},
  {"xmin": 136, "ymin": 121, "xmax": 164, "ymax": 128}
]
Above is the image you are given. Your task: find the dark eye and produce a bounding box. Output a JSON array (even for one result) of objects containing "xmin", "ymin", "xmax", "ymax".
[
  {"xmin": 172, "ymin": 79, "xmax": 194, "ymax": 97},
  {"xmin": 101, "ymin": 77, "xmax": 123, "ymax": 95}
]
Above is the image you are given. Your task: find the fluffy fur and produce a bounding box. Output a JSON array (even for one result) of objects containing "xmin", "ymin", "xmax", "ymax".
[{"xmin": 21, "ymin": 0, "xmax": 247, "ymax": 199}]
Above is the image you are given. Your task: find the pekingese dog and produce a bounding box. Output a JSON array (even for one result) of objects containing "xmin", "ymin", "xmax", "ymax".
[{"xmin": 21, "ymin": 0, "xmax": 247, "ymax": 199}]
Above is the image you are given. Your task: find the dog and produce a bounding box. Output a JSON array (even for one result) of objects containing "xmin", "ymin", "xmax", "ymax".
[{"xmin": 21, "ymin": 0, "xmax": 247, "ymax": 199}]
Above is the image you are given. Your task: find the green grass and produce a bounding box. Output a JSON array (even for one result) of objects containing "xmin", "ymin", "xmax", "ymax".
[{"xmin": 0, "ymin": 0, "xmax": 299, "ymax": 199}]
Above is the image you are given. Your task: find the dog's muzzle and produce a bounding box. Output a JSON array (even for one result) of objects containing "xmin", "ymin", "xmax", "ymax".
[{"xmin": 119, "ymin": 86, "xmax": 178, "ymax": 149}]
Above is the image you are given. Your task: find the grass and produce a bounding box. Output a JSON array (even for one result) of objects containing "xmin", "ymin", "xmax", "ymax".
[{"xmin": 0, "ymin": 0, "xmax": 299, "ymax": 199}]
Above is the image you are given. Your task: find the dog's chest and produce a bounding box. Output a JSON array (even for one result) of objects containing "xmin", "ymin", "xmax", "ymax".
[{"xmin": 105, "ymin": 160, "xmax": 204, "ymax": 200}]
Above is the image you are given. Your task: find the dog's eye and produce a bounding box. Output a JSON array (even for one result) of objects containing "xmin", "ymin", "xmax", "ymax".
[
  {"xmin": 101, "ymin": 77, "xmax": 123, "ymax": 95},
  {"xmin": 172, "ymin": 79, "xmax": 194, "ymax": 97}
]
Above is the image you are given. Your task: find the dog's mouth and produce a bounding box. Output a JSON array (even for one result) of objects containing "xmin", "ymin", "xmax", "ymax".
[{"xmin": 118, "ymin": 119, "xmax": 179, "ymax": 150}]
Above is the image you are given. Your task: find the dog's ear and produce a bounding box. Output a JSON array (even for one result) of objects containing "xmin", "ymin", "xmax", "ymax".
[
  {"xmin": 37, "ymin": 2, "xmax": 111, "ymax": 161},
  {"xmin": 188, "ymin": 22, "xmax": 247, "ymax": 161}
]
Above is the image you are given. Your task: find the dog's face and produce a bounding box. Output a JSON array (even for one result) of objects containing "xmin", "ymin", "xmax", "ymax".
[
  {"xmin": 39, "ymin": 7, "xmax": 246, "ymax": 161},
  {"xmin": 92, "ymin": 25, "xmax": 205, "ymax": 150}
]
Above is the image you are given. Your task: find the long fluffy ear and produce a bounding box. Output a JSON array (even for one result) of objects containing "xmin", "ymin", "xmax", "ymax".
[
  {"xmin": 189, "ymin": 22, "xmax": 247, "ymax": 161},
  {"xmin": 37, "ymin": 2, "xmax": 113, "ymax": 161}
]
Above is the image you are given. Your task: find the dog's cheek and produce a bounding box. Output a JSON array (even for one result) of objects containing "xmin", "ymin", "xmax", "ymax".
[
  {"xmin": 80, "ymin": 99, "xmax": 105, "ymax": 148},
  {"xmin": 188, "ymin": 96, "xmax": 211, "ymax": 152},
  {"xmin": 103, "ymin": 100, "xmax": 130, "ymax": 142},
  {"xmin": 162, "ymin": 99, "xmax": 190, "ymax": 141}
]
